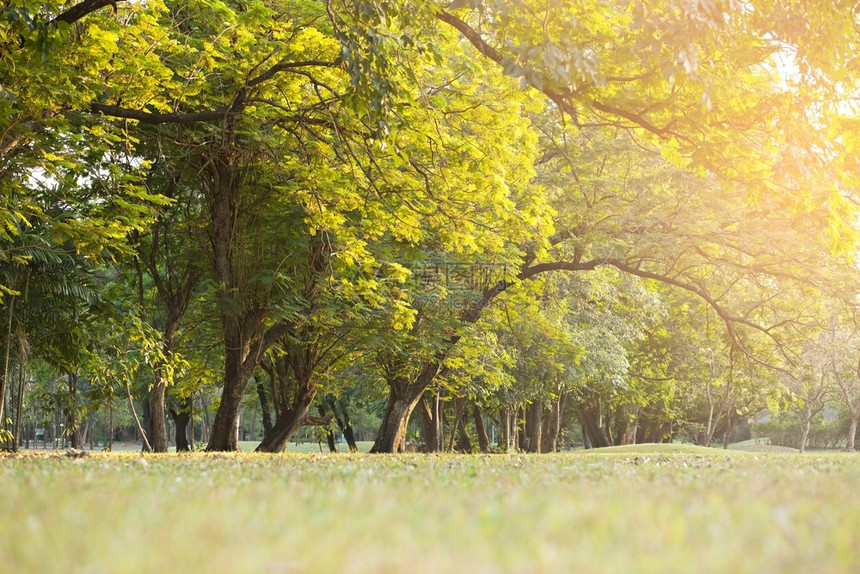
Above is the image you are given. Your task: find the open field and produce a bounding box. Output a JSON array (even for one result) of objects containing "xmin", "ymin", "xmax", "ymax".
[{"xmin": 2, "ymin": 445, "xmax": 859, "ymax": 573}]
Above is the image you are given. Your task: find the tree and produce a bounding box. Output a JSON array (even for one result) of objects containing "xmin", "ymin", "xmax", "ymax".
[
  {"xmin": 124, "ymin": 140, "xmax": 205, "ymax": 452},
  {"xmin": 5, "ymin": 0, "xmax": 860, "ymax": 455},
  {"xmin": 823, "ymin": 319, "xmax": 860, "ymax": 451}
]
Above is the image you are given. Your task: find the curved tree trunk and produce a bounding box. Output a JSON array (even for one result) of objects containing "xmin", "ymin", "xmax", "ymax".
[
  {"xmin": 207, "ymin": 318, "xmax": 289, "ymax": 451},
  {"xmin": 371, "ymin": 393, "xmax": 420, "ymax": 453},
  {"xmin": 371, "ymin": 363, "xmax": 443, "ymax": 453},
  {"xmin": 370, "ymin": 281, "xmax": 510, "ymax": 453},
  {"xmin": 255, "ymin": 381, "xmax": 318, "ymax": 452},
  {"xmin": 125, "ymin": 379, "xmax": 152, "ymax": 453},
  {"xmin": 206, "ymin": 152, "xmax": 264, "ymax": 452},
  {"xmin": 256, "ymin": 343, "xmax": 322, "ymax": 453}
]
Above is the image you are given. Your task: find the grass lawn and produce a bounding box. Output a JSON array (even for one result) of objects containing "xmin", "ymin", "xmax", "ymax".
[{"xmin": 2, "ymin": 445, "xmax": 859, "ymax": 573}]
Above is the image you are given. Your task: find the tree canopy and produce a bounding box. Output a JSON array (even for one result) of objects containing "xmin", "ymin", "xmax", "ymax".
[{"xmin": 3, "ymin": 0, "xmax": 860, "ymax": 453}]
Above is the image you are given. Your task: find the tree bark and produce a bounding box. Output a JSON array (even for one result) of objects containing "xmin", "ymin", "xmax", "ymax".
[
  {"xmin": 255, "ymin": 387, "xmax": 318, "ymax": 452},
  {"xmin": 473, "ymin": 405, "xmax": 490, "ymax": 453},
  {"xmin": 149, "ymin": 383, "xmax": 168, "ymax": 452},
  {"xmin": 66, "ymin": 372, "xmax": 79, "ymax": 450},
  {"xmin": 256, "ymin": 379, "xmax": 274, "ymax": 436},
  {"xmin": 722, "ymin": 412, "xmax": 737, "ymax": 450},
  {"xmin": 371, "ymin": 363, "xmax": 443, "ymax": 453},
  {"xmin": 799, "ymin": 404, "xmax": 812, "ymax": 453},
  {"xmin": 526, "ymin": 401, "xmax": 542, "ymax": 453},
  {"xmin": 13, "ymin": 349, "xmax": 27, "ymax": 452},
  {"xmin": 0, "ymin": 295, "xmax": 14, "ymax": 444},
  {"xmin": 416, "ymin": 393, "xmax": 442, "ymax": 452},
  {"xmin": 580, "ymin": 401, "xmax": 611, "ymax": 448},
  {"xmin": 319, "ymin": 405, "xmax": 337, "ymax": 452},
  {"xmin": 513, "ymin": 406, "xmax": 525, "ymax": 450},
  {"xmin": 371, "ymin": 392, "xmax": 419, "ymax": 453},
  {"xmin": 454, "ymin": 399, "xmax": 472, "ymax": 453},
  {"xmin": 149, "ymin": 324, "xmax": 178, "ymax": 453},
  {"xmin": 169, "ymin": 396, "xmax": 193, "ymax": 452},
  {"xmin": 256, "ymin": 343, "xmax": 322, "ymax": 453},
  {"xmin": 847, "ymin": 406, "xmax": 859, "ymax": 451},
  {"xmin": 540, "ymin": 394, "xmax": 565, "ymax": 453},
  {"xmin": 326, "ymin": 396, "xmax": 358, "ymax": 452}
]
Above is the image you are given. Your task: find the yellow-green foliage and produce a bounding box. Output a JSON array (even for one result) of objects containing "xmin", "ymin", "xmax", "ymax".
[{"xmin": 2, "ymin": 451, "xmax": 859, "ymax": 573}]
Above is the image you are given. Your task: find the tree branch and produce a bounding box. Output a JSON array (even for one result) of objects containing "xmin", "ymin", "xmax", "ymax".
[
  {"xmin": 517, "ymin": 259, "xmax": 600, "ymax": 281},
  {"xmin": 247, "ymin": 60, "xmax": 337, "ymax": 88},
  {"xmin": 434, "ymin": 9, "xmax": 680, "ymax": 141},
  {"xmin": 603, "ymin": 258, "xmax": 780, "ymax": 345},
  {"xmin": 89, "ymin": 103, "xmax": 228, "ymax": 124},
  {"xmin": 53, "ymin": 0, "xmax": 126, "ymax": 25}
]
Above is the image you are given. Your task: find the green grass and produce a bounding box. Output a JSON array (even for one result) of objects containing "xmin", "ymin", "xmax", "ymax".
[
  {"xmin": 2, "ymin": 450, "xmax": 859, "ymax": 573},
  {"xmin": 583, "ymin": 442, "xmax": 719, "ymax": 455},
  {"xmin": 238, "ymin": 440, "xmax": 375, "ymax": 453}
]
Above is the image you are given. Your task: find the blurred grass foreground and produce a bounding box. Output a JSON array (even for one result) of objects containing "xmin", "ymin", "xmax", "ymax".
[{"xmin": 2, "ymin": 445, "xmax": 859, "ymax": 573}]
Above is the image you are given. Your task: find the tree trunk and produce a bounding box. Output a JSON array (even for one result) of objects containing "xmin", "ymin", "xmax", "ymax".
[
  {"xmin": 580, "ymin": 402, "xmax": 611, "ymax": 448},
  {"xmin": 541, "ymin": 394, "xmax": 565, "ymax": 453},
  {"xmin": 499, "ymin": 406, "xmax": 518, "ymax": 451},
  {"xmin": 326, "ymin": 396, "xmax": 358, "ymax": 452},
  {"xmin": 847, "ymin": 406, "xmax": 859, "ymax": 451},
  {"xmin": 108, "ymin": 398, "xmax": 113, "ymax": 451},
  {"xmin": 149, "ymin": 324, "xmax": 178, "ymax": 453},
  {"xmin": 799, "ymin": 404, "xmax": 813, "ymax": 453},
  {"xmin": 169, "ymin": 396, "xmax": 192, "ymax": 452},
  {"xmin": 498, "ymin": 408, "xmax": 507, "ymax": 450},
  {"xmin": 249, "ymin": 398, "xmax": 258, "ymax": 442},
  {"xmin": 473, "ymin": 405, "xmax": 490, "ymax": 453},
  {"xmin": 207, "ymin": 351, "xmax": 251, "ymax": 451},
  {"xmin": 203, "ymin": 149, "xmax": 292, "ymax": 451},
  {"xmin": 454, "ymin": 399, "xmax": 472, "ymax": 453},
  {"xmin": 371, "ymin": 364, "xmax": 442, "ymax": 453},
  {"xmin": 612, "ymin": 407, "xmax": 630, "ymax": 447},
  {"xmin": 722, "ymin": 412, "xmax": 736, "ymax": 450},
  {"xmin": 372, "ymin": 393, "xmax": 420, "ymax": 453},
  {"xmin": 140, "ymin": 398, "xmax": 152, "ymax": 452},
  {"xmin": 416, "ymin": 393, "xmax": 442, "ymax": 452},
  {"xmin": 126, "ymin": 379, "xmax": 152, "ymax": 453},
  {"xmin": 256, "ymin": 376, "xmax": 318, "ymax": 453},
  {"xmin": 149, "ymin": 380, "xmax": 168, "ymax": 452},
  {"xmin": 527, "ymin": 401, "xmax": 543, "ymax": 453},
  {"xmin": 0, "ymin": 294, "xmax": 14, "ymax": 444},
  {"xmin": 66, "ymin": 372, "xmax": 79, "ymax": 450},
  {"xmin": 189, "ymin": 397, "xmax": 195, "ymax": 450},
  {"xmin": 200, "ymin": 394, "xmax": 210, "ymax": 443},
  {"xmin": 319, "ymin": 405, "xmax": 337, "ymax": 453},
  {"xmin": 256, "ymin": 380, "xmax": 273, "ymax": 436}
]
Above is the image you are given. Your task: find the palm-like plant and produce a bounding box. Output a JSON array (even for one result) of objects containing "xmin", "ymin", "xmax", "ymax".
[{"xmin": 1, "ymin": 224, "xmax": 99, "ymax": 449}]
